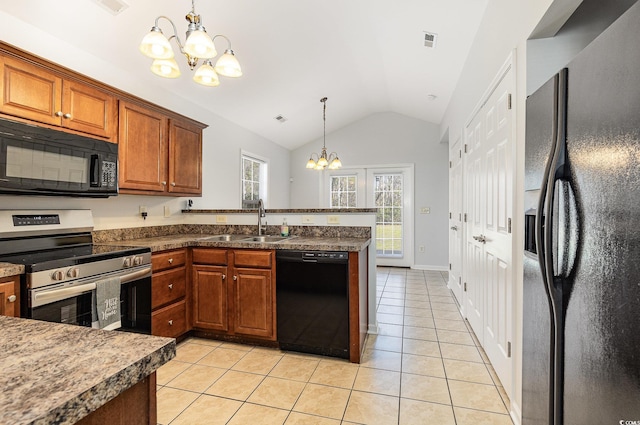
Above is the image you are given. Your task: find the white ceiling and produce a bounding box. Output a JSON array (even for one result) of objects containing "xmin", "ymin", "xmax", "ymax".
[{"xmin": 1, "ymin": 0, "xmax": 489, "ymax": 149}]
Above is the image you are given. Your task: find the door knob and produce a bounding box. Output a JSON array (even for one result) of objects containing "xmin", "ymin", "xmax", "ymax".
[
  {"xmin": 450, "ymin": 226, "xmax": 458, "ymax": 231},
  {"xmin": 473, "ymin": 234, "xmax": 487, "ymax": 243},
  {"xmin": 233, "ymin": 275, "xmax": 237, "ymax": 281},
  {"xmin": 222, "ymin": 274, "xmax": 226, "ymax": 280},
  {"xmin": 168, "ymin": 258, "xmax": 173, "ymax": 264},
  {"xmin": 170, "ymin": 182, "xmax": 176, "ymax": 187},
  {"xmin": 168, "ymin": 283, "xmax": 173, "ymax": 290},
  {"xmin": 7, "ymin": 295, "xmax": 16, "ymax": 303},
  {"xmin": 55, "ymin": 111, "xmax": 63, "ymax": 117},
  {"xmin": 63, "ymin": 113, "xmax": 72, "ymax": 119},
  {"xmin": 168, "ymin": 320, "xmax": 173, "ymax": 326}
]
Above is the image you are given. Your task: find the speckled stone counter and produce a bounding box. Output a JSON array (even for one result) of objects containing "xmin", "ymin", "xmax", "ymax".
[
  {"xmin": 0, "ymin": 262, "xmax": 24, "ymax": 278},
  {"xmin": 0, "ymin": 316, "xmax": 175, "ymax": 425},
  {"xmin": 98, "ymin": 233, "xmax": 370, "ymax": 253}
]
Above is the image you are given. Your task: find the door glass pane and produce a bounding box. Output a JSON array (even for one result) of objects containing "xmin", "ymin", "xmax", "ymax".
[
  {"xmin": 375, "ymin": 173, "xmax": 403, "ymax": 257},
  {"xmin": 330, "ymin": 175, "xmax": 357, "ymax": 208}
]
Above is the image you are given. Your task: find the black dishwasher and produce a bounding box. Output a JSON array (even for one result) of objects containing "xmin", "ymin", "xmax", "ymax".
[{"xmin": 276, "ymin": 250, "xmax": 349, "ymax": 359}]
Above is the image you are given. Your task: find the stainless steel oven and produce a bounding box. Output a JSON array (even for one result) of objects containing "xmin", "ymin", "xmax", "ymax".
[
  {"xmin": 28, "ymin": 256, "xmax": 152, "ymax": 333},
  {"xmin": 0, "ymin": 210, "xmax": 152, "ymax": 334},
  {"xmin": 0, "ymin": 117, "xmax": 118, "ymax": 197}
]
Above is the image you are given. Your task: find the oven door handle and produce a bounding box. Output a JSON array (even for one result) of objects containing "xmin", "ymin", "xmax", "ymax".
[
  {"xmin": 34, "ymin": 282, "xmax": 97, "ymax": 305},
  {"xmin": 120, "ymin": 267, "xmax": 152, "ymax": 284}
]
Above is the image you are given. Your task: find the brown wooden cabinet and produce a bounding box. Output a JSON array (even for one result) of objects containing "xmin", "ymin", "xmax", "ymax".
[
  {"xmin": 192, "ymin": 248, "xmax": 276, "ymax": 341},
  {"xmin": 0, "ymin": 275, "xmax": 19, "ymax": 317},
  {"xmin": 119, "ymin": 101, "xmax": 203, "ymax": 196},
  {"xmin": 151, "ymin": 249, "xmax": 189, "ymax": 338},
  {"xmin": 0, "ymin": 53, "xmax": 117, "ymax": 141}
]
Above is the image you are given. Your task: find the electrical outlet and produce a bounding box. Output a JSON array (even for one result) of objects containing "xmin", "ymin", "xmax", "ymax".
[
  {"xmin": 139, "ymin": 205, "xmax": 147, "ymax": 214},
  {"xmin": 302, "ymin": 215, "xmax": 314, "ymax": 224},
  {"xmin": 164, "ymin": 206, "xmax": 171, "ymax": 217},
  {"xmin": 327, "ymin": 215, "xmax": 340, "ymax": 224},
  {"xmin": 419, "ymin": 245, "xmax": 425, "ymax": 252},
  {"xmin": 420, "ymin": 207, "xmax": 430, "ymax": 214},
  {"xmin": 216, "ymin": 215, "xmax": 227, "ymax": 223}
]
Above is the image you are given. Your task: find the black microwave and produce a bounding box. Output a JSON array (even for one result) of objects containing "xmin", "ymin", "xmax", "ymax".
[{"xmin": 0, "ymin": 117, "xmax": 118, "ymax": 197}]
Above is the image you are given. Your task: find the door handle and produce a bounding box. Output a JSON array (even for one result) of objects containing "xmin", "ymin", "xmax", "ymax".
[
  {"xmin": 233, "ymin": 275, "xmax": 237, "ymax": 281},
  {"xmin": 472, "ymin": 234, "xmax": 487, "ymax": 243},
  {"xmin": 222, "ymin": 274, "xmax": 226, "ymax": 280},
  {"xmin": 450, "ymin": 225, "xmax": 458, "ymax": 231}
]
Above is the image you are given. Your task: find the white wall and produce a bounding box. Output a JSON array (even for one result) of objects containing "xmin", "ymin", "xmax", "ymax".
[
  {"xmin": 0, "ymin": 11, "xmax": 291, "ymax": 227},
  {"xmin": 290, "ymin": 111, "xmax": 449, "ymax": 269},
  {"xmin": 438, "ymin": 0, "xmax": 555, "ymax": 422}
]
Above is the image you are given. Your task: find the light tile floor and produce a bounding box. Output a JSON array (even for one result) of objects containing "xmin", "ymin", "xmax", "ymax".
[{"xmin": 156, "ymin": 267, "xmax": 514, "ymax": 425}]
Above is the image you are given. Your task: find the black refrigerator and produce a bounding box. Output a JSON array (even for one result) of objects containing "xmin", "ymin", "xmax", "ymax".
[{"xmin": 523, "ymin": 2, "xmax": 640, "ymax": 425}]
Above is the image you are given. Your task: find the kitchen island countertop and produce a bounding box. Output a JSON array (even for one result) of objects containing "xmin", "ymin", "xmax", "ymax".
[{"xmin": 0, "ymin": 316, "xmax": 175, "ymax": 425}]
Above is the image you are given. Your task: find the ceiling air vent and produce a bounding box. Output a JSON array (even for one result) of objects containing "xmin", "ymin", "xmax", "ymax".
[
  {"xmin": 424, "ymin": 32, "xmax": 438, "ymax": 48},
  {"xmin": 274, "ymin": 115, "xmax": 288, "ymax": 123},
  {"xmin": 93, "ymin": 0, "xmax": 129, "ymax": 15}
]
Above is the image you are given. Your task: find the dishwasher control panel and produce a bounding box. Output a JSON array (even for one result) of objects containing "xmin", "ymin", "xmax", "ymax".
[{"xmin": 302, "ymin": 251, "xmax": 348, "ymax": 261}]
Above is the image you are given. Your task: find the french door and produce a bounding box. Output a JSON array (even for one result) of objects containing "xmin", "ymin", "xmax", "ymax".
[{"xmin": 323, "ymin": 165, "xmax": 414, "ymax": 267}]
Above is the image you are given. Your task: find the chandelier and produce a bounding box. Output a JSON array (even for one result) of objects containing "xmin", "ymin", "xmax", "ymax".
[
  {"xmin": 306, "ymin": 97, "xmax": 342, "ymax": 170},
  {"xmin": 138, "ymin": 0, "xmax": 242, "ymax": 87}
]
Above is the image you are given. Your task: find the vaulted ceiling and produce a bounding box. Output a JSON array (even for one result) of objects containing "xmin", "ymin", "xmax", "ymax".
[{"xmin": 1, "ymin": 0, "xmax": 489, "ymax": 149}]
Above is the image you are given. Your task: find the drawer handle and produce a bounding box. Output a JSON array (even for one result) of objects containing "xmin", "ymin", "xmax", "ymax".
[
  {"xmin": 168, "ymin": 320, "xmax": 173, "ymax": 326},
  {"xmin": 168, "ymin": 283, "xmax": 173, "ymax": 290},
  {"xmin": 233, "ymin": 275, "xmax": 237, "ymax": 281},
  {"xmin": 8, "ymin": 295, "xmax": 16, "ymax": 303},
  {"xmin": 222, "ymin": 274, "xmax": 226, "ymax": 280},
  {"xmin": 168, "ymin": 258, "xmax": 173, "ymax": 264}
]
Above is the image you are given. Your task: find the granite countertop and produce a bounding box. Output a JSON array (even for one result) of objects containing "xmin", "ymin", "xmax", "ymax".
[
  {"xmin": 101, "ymin": 233, "xmax": 371, "ymax": 253},
  {"xmin": 0, "ymin": 262, "xmax": 24, "ymax": 278},
  {"xmin": 0, "ymin": 316, "xmax": 175, "ymax": 425}
]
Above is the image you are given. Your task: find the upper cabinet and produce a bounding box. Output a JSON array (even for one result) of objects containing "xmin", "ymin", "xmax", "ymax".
[
  {"xmin": 0, "ymin": 54, "xmax": 117, "ymax": 142},
  {"xmin": 119, "ymin": 101, "xmax": 204, "ymax": 196}
]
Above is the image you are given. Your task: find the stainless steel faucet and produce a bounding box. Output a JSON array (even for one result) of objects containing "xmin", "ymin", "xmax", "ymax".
[{"xmin": 257, "ymin": 199, "xmax": 267, "ymax": 235}]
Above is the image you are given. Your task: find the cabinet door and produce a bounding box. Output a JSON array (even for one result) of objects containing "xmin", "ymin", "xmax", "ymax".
[
  {"xmin": 0, "ymin": 277, "xmax": 19, "ymax": 317},
  {"xmin": 0, "ymin": 54, "xmax": 62, "ymax": 126},
  {"xmin": 233, "ymin": 267, "xmax": 275, "ymax": 340},
  {"xmin": 62, "ymin": 80, "xmax": 117, "ymax": 141},
  {"xmin": 152, "ymin": 299, "xmax": 187, "ymax": 338},
  {"xmin": 168, "ymin": 119, "xmax": 202, "ymax": 195},
  {"xmin": 193, "ymin": 265, "xmax": 228, "ymax": 331},
  {"xmin": 118, "ymin": 101, "xmax": 168, "ymax": 192}
]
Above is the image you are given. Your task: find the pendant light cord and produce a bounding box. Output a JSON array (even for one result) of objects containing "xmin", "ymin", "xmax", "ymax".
[{"xmin": 321, "ymin": 97, "xmax": 327, "ymax": 149}]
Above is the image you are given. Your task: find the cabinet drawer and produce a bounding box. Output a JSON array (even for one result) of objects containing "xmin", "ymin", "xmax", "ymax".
[
  {"xmin": 192, "ymin": 248, "xmax": 228, "ymax": 265},
  {"xmin": 233, "ymin": 250, "xmax": 273, "ymax": 268},
  {"xmin": 152, "ymin": 267, "xmax": 186, "ymax": 309},
  {"xmin": 152, "ymin": 300, "xmax": 187, "ymax": 338},
  {"xmin": 152, "ymin": 249, "xmax": 187, "ymax": 272}
]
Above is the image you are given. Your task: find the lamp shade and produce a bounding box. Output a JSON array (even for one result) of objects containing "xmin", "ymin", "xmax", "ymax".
[
  {"xmin": 214, "ymin": 50, "xmax": 243, "ymax": 77},
  {"xmin": 329, "ymin": 157, "xmax": 342, "ymax": 169},
  {"xmin": 193, "ymin": 61, "xmax": 220, "ymax": 86},
  {"xmin": 184, "ymin": 29, "xmax": 217, "ymax": 58},
  {"xmin": 139, "ymin": 28, "xmax": 174, "ymax": 59},
  {"xmin": 306, "ymin": 158, "xmax": 316, "ymax": 169},
  {"xmin": 150, "ymin": 58, "xmax": 181, "ymax": 78}
]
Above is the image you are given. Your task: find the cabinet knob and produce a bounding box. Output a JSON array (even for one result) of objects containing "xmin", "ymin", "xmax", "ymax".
[
  {"xmin": 63, "ymin": 113, "xmax": 72, "ymax": 119},
  {"xmin": 233, "ymin": 275, "xmax": 237, "ymax": 281},
  {"xmin": 168, "ymin": 258, "xmax": 173, "ymax": 264},
  {"xmin": 222, "ymin": 274, "xmax": 226, "ymax": 280},
  {"xmin": 171, "ymin": 182, "xmax": 176, "ymax": 187},
  {"xmin": 168, "ymin": 283, "xmax": 173, "ymax": 290},
  {"xmin": 55, "ymin": 111, "xmax": 63, "ymax": 117},
  {"xmin": 7, "ymin": 295, "xmax": 16, "ymax": 303},
  {"xmin": 168, "ymin": 320, "xmax": 173, "ymax": 326},
  {"xmin": 161, "ymin": 181, "xmax": 167, "ymax": 186}
]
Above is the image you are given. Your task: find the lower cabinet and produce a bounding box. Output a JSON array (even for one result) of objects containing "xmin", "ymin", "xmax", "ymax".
[
  {"xmin": 0, "ymin": 275, "xmax": 19, "ymax": 317},
  {"xmin": 192, "ymin": 248, "xmax": 276, "ymax": 341},
  {"xmin": 151, "ymin": 249, "xmax": 189, "ymax": 338}
]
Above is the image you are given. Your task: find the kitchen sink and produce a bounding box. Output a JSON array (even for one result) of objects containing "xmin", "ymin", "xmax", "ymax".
[
  {"xmin": 200, "ymin": 234, "xmax": 290, "ymax": 243},
  {"xmin": 240, "ymin": 235, "xmax": 289, "ymax": 243},
  {"xmin": 200, "ymin": 234, "xmax": 249, "ymax": 242}
]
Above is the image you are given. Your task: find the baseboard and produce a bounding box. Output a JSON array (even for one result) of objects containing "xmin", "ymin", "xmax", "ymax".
[
  {"xmin": 510, "ymin": 401, "xmax": 522, "ymax": 425},
  {"xmin": 411, "ymin": 264, "xmax": 449, "ymax": 271},
  {"xmin": 367, "ymin": 323, "xmax": 380, "ymax": 334}
]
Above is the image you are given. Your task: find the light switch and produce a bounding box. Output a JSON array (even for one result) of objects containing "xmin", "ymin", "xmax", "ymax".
[
  {"xmin": 216, "ymin": 215, "xmax": 227, "ymax": 223},
  {"xmin": 420, "ymin": 207, "xmax": 430, "ymax": 214},
  {"xmin": 327, "ymin": 215, "xmax": 340, "ymax": 224}
]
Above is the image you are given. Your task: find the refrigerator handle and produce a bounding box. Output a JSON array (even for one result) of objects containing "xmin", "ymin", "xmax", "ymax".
[{"xmin": 544, "ymin": 67, "xmax": 569, "ymax": 425}]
